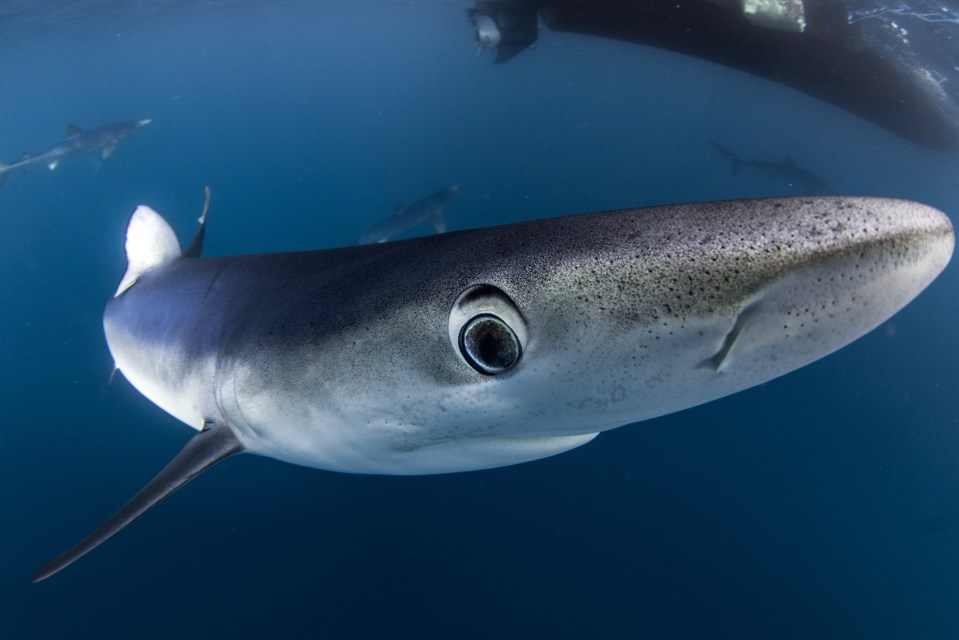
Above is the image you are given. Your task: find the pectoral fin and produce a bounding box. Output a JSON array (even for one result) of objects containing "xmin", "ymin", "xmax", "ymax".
[
  {"xmin": 32, "ymin": 421, "xmax": 243, "ymax": 582},
  {"xmin": 102, "ymin": 143, "xmax": 117, "ymax": 159},
  {"xmin": 431, "ymin": 211, "xmax": 446, "ymax": 234}
]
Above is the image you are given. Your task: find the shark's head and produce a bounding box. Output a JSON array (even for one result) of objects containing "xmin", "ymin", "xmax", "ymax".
[
  {"xmin": 115, "ymin": 119, "xmax": 152, "ymax": 138},
  {"xmin": 432, "ymin": 183, "xmax": 459, "ymax": 203},
  {"xmin": 211, "ymin": 197, "xmax": 953, "ymax": 474}
]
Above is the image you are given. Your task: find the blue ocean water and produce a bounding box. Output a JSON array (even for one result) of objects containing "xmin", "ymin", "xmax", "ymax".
[{"xmin": 2, "ymin": 1, "xmax": 959, "ymax": 637}]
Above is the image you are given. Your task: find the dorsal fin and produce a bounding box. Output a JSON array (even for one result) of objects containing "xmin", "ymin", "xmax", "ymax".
[
  {"xmin": 115, "ymin": 205, "xmax": 182, "ymax": 296},
  {"xmin": 66, "ymin": 124, "xmax": 82, "ymax": 136},
  {"xmin": 183, "ymin": 186, "xmax": 212, "ymax": 258},
  {"xmin": 32, "ymin": 421, "xmax": 243, "ymax": 582}
]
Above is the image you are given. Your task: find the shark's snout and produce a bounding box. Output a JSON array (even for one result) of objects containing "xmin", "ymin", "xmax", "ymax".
[
  {"xmin": 511, "ymin": 197, "xmax": 954, "ymax": 431},
  {"xmin": 677, "ymin": 198, "xmax": 952, "ymax": 398}
]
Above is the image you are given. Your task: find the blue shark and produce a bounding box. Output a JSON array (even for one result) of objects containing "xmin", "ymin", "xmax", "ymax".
[
  {"xmin": 358, "ymin": 185, "xmax": 459, "ymax": 244},
  {"xmin": 32, "ymin": 194, "xmax": 953, "ymax": 581},
  {"xmin": 0, "ymin": 119, "xmax": 151, "ymax": 186},
  {"xmin": 710, "ymin": 140, "xmax": 830, "ymax": 194}
]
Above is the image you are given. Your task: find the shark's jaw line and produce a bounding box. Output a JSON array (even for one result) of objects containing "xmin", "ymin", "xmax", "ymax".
[{"xmin": 33, "ymin": 195, "xmax": 953, "ymax": 580}]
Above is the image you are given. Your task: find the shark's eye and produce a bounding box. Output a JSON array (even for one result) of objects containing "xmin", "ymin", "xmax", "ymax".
[
  {"xmin": 449, "ymin": 284, "xmax": 527, "ymax": 375},
  {"xmin": 459, "ymin": 314, "xmax": 521, "ymax": 375}
]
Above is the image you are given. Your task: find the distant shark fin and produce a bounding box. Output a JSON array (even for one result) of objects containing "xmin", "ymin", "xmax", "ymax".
[
  {"xmin": 66, "ymin": 124, "xmax": 82, "ymax": 136},
  {"xmin": 115, "ymin": 205, "xmax": 182, "ymax": 296},
  {"xmin": 32, "ymin": 421, "xmax": 244, "ymax": 583},
  {"xmin": 184, "ymin": 186, "xmax": 212, "ymax": 259},
  {"xmin": 102, "ymin": 143, "xmax": 117, "ymax": 159}
]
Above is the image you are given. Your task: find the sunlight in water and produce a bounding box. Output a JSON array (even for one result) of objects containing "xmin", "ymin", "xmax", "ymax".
[{"xmin": 848, "ymin": 0, "xmax": 959, "ymax": 24}]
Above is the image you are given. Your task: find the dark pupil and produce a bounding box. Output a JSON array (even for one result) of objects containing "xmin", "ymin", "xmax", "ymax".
[{"xmin": 459, "ymin": 314, "xmax": 521, "ymax": 375}]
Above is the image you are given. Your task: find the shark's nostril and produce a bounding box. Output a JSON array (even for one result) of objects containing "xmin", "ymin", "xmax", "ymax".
[{"xmin": 702, "ymin": 299, "xmax": 763, "ymax": 372}]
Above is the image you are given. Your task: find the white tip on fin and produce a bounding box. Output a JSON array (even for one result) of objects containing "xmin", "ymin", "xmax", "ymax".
[
  {"xmin": 198, "ymin": 185, "xmax": 211, "ymax": 224},
  {"xmin": 48, "ymin": 160, "xmax": 59, "ymax": 170},
  {"xmin": 115, "ymin": 205, "xmax": 181, "ymax": 297}
]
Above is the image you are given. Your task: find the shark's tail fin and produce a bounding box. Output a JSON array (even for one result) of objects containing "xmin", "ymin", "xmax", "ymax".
[
  {"xmin": 709, "ymin": 140, "xmax": 743, "ymax": 175},
  {"xmin": 114, "ymin": 205, "xmax": 182, "ymax": 297}
]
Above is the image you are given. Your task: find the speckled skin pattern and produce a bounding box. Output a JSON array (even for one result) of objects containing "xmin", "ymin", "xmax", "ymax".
[{"xmin": 105, "ymin": 197, "xmax": 953, "ymax": 474}]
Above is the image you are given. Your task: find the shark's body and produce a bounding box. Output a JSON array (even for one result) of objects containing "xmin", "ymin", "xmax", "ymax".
[
  {"xmin": 710, "ymin": 140, "xmax": 829, "ymax": 194},
  {"xmin": 34, "ymin": 195, "xmax": 952, "ymax": 581},
  {"xmin": 0, "ymin": 120, "xmax": 151, "ymax": 186},
  {"xmin": 358, "ymin": 185, "xmax": 459, "ymax": 244}
]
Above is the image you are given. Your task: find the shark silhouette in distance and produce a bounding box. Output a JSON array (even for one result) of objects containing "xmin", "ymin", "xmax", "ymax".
[
  {"xmin": 710, "ymin": 140, "xmax": 830, "ymax": 194},
  {"xmin": 357, "ymin": 185, "xmax": 459, "ymax": 244},
  {"xmin": 0, "ymin": 119, "xmax": 152, "ymax": 186},
  {"xmin": 32, "ymin": 192, "xmax": 953, "ymax": 581}
]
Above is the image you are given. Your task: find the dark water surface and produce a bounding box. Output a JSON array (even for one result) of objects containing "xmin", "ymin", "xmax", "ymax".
[{"xmin": 2, "ymin": 1, "xmax": 958, "ymax": 637}]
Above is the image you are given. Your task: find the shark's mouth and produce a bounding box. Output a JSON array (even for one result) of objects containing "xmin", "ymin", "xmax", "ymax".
[{"xmin": 396, "ymin": 432, "xmax": 600, "ymax": 475}]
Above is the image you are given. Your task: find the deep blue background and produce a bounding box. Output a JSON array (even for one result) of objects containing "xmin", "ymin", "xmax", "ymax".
[{"xmin": 2, "ymin": 1, "xmax": 958, "ymax": 637}]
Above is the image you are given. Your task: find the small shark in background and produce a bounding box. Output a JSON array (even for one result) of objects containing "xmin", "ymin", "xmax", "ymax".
[
  {"xmin": 710, "ymin": 140, "xmax": 829, "ymax": 194},
  {"xmin": 357, "ymin": 184, "xmax": 459, "ymax": 244},
  {"xmin": 0, "ymin": 119, "xmax": 152, "ymax": 186}
]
